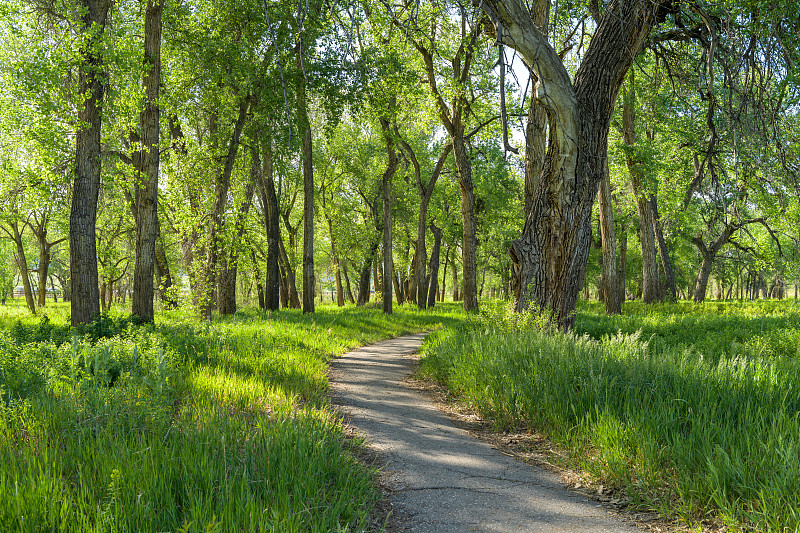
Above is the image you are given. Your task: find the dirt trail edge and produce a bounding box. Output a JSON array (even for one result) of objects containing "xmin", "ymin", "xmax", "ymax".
[{"xmin": 329, "ymin": 333, "xmax": 643, "ymax": 533}]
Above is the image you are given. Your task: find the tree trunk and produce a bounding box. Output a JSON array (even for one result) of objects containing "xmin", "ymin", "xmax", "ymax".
[
  {"xmin": 650, "ymin": 194, "xmax": 677, "ymax": 301},
  {"xmin": 452, "ymin": 135, "xmax": 478, "ymax": 311},
  {"xmin": 622, "ymin": 75, "xmax": 659, "ymax": 304},
  {"xmin": 154, "ymin": 217, "xmax": 177, "ymax": 308},
  {"xmin": 481, "ymin": 0, "xmax": 665, "ymax": 329},
  {"xmin": 70, "ymin": 0, "xmax": 111, "ymax": 326},
  {"xmin": 392, "ymin": 265, "xmax": 403, "ymax": 306},
  {"xmin": 427, "ymin": 221, "xmax": 442, "ymax": 308},
  {"xmin": 523, "ymin": 0, "xmax": 549, "ymax": 219},
  {"xmin": 694, "ymin": 253, "xmax": 714, "ymax": 303},
  {"xmin": 379, "ymin": 117, "xmax": 400, "ymax": 314},
  {"xmin": 278, "ymin": 234, "xmax": 301, "ymax": 308},
  {"xmin": 619, "ymin": 226, "xmax": 627, "ymax": 304},
  {"xmin": 132, "ymin": 0, "xmax": 162, "ymax": 323},
  {"xmin": 296, "ymin": 46, "xmax": 315, "ymax": 314},
  {"xmin": 252, "ymin": 251, "xmax": 265, "ymax": 309},
  {"xmin": 256, "ymin": 140, "xmax": 281, "ymax": 311},
  {"xmin": 217, "ymin": 155, "xmax": 256, "ymax": 315},
  {"xmin": 597, "ymin": 161, "xmax": 620, "ymax": 314},
  {"xmin": 205, "ymin": 98, "xmax": 249, "ymax": 318},
  {"xmin": 441, "ymin": 243, "xmax": 449, "ymax": 302},
  {"xmin": 356, "ymin": 241, "xmax": 379, "ymax": 306},
  {"xmin": 342, "ymin": 264, "xmax": 355, "ymax": 304},
  {"xmin": 10, "ymin": 223, "xmax": 36, "ymax": 314}
]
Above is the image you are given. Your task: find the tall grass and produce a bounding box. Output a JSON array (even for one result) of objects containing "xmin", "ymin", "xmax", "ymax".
[
  {"xmin": 0, "ymin": 301, "xmax": 462, "ymax": 532},
  {"xmin": 420, "ymin": 301, "xmax": 800, "ymax": 531}
]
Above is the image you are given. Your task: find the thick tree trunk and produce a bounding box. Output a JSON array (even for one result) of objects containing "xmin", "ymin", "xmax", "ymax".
[
  {"xmin": 694, "ymin": 254, "xmax": 714, "ymax": 303},
  {"xmin": 452, "ymin": 135, "xmax": 479, "ymax": 311},
  {"xmin": 597, "ymin": 162, "xmax": 620, "ymax": 314},
  {"xmin": 70, "ymin": 0, "xmax": 111, "ymax": 326},
  {"xmin": 482, "ymin": 0, "xmax": 666, "ymax": 328},
  {"xmin": 427, "ymin": 222, "xmax": 442, "ymax": 308},
  {"xmin": 523, "ymin": 0, "xmax": 549, "ymax": 219},
  {"xmin": 132, "ymin": 0, "xmax": 162, "ymax": 323}
]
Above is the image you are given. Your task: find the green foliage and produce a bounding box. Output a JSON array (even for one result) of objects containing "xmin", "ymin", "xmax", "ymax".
[
  {"xmin": 0, "ymin": 302, "xmax": 462, "ymax": 531},
  {"xmin": 420, "ymin": 300, "xmax": 800, "ymax": 531}
]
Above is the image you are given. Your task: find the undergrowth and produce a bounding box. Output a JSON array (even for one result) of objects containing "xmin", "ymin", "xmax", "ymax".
[
  {"xmin": 0, "ymin": 301, "xmax": 462, "ymax": 532},
  {"xmin": 419, "ymin": 300, "xmax": 800, "ymax": 532}
]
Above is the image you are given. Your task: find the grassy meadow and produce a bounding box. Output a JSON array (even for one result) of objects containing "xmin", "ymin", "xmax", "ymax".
[
  {"xmin": 3, "ymin": 295, "xmax": 799, "ymax": 532},
  {"xmin": 0, "ymin": 299, "xmax": 462, "ymax": 532},
  {"xmin": 420, "ymin": 299, "xmax": 800, "ymax": 532}
]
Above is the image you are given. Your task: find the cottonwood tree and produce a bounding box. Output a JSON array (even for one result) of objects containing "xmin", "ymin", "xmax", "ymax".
[{"xmin": 476, "ymin": 0, "xmax": 678, "ymax": 328}]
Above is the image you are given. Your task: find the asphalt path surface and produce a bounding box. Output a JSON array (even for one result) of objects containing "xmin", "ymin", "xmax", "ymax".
[{"xmin": 329, "ymin": 333, "xmax": 642, "ymax": 533}]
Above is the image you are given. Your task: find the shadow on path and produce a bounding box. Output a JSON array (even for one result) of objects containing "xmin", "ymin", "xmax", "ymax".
[{"xmin": 329, "ymin": 333, "xmax": 643, "ymax": 533}]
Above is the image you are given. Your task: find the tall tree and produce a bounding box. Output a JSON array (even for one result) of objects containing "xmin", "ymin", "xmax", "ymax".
[
  {"xmin": 132, "ymin": 0, "xmax": 163, "ymax": 322},
  {"xmin": 70, "ymin": 0, "xmax": 112, "ymax": 326},
  {"xmin": 478, "ymin": 0, "xmax": 671, "ymax": 328}
]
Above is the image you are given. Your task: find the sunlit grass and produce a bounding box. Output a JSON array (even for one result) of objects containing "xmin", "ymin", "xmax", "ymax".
[
  {"xmin": 0, "ymin": 299, "xmax": 463, "ymax": 531},
  {"xmin": 420, "ymin": 300, "xmax": 800, "ymax": 532}
]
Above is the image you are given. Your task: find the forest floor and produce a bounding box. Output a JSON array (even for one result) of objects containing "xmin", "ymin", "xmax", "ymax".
[{"xmin": 329, "ymin": 333, "xmax": 666, "ymax": 533}]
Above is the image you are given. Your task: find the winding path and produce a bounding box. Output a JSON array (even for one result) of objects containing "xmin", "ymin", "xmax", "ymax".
[{"xmin": 329, "ymin": 333, "xmax": 643, "ymax": 533}]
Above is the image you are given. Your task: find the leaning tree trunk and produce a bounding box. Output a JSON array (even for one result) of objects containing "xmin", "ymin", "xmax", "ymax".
[
  {"xmin": 132, "ymin": 0, "xmax": 162, "ymax": 323},
  {"xmin": 205, "ymin": 98, "xmax": 249, "ymax": 318},
  {"xmin": 691, "ymin": 224, "xmax": 736, "ymax": 303},
  {"xmin": 623, "ymin": 76, "xmax": 659, "ymax": 304},
  {"xmin": 427, "ymin": 221, "xmax": 442, "ymax": 308},
  {"xmin": 481, "ymin": 0, "xmax": 667, "ymax": 329},
  {"xmin": 70, "ymin": 0, "xmax": 111, "ymax": 326},
  {"xmin": 10, "ymin": 223, "xmax": 36, "ymax": 314},
  {"xmin": 523, "ymin": 0, "xmax": 549, "ymax": 219},
  {"xmin": 154, "ymin": 217, "xmax": 177, "ymax": 308},
  {"xmin": 651, "ymin": 194, "xmax": 677, "ymax": 301}
]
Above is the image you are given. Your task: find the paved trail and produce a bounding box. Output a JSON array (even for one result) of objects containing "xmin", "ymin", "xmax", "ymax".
[{"xmin": 329, "ymin": 333, "xmax": 642, "ymax": 533}]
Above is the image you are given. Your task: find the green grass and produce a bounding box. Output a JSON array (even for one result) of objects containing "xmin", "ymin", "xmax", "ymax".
[
  {"xmin": 419, "ymin": 300, "xmax": 800, "ymax": 532},
  {"xmin": 0, "ymin": 300, "xmax": 463, "ymax": 532}
]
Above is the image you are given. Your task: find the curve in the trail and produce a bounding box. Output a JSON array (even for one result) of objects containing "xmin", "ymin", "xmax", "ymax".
[{"xmin": 329, "ymin": 333, "xmax": 643, "ymax": 533}]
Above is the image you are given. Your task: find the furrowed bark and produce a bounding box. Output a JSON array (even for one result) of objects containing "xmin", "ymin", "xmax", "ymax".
[
  {"xmin": 132, "ymin": 0, "xmax": 162, "ymax": 323},
  {"xmin": 70, "ymin": 0, "xmax": 111, "ymax": 326},
  {"xmin": 479, "ymin": 0, "xmax": 667, "ymax": 329}
]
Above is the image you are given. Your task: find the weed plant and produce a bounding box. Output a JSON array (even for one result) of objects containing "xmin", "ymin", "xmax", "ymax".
[
  {"xmin": 420, "ymin": 300, "xmax": 800, "ymax": 531},
  {"xmin": 0, "ymin": 301, "xmax": 462, "ymax": 532}
]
